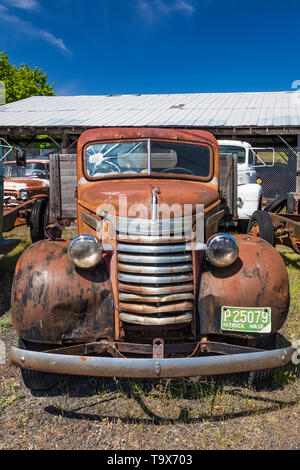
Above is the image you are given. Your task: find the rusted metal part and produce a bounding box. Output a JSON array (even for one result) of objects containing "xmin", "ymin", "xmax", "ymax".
[
  {"xmin": 28, "ymin": 339, "xmax": 265, "ymax": 358},
  {"xmin": 269, "ymin": 212, "xmax": 300, "ymax": 253},
  {"xmin": 200, "ymin": 341, "xmax": 261, "ymax": 355},
  {"xmin": 10, "ymin": 345, "xmax": 295, "ymax": 378},
  {"xmin": 11, "ymin": 239, "xmax": 115, "ymax": 344},
  {"xmin": 119, "ymin": 301, "xmax": 193, "ymax": 314},
  {"xmin": 44, "ymin": 223, "xmax": 63, "ymax": 240},
  {"xmin": 153, "ymin": 339, "xmax": 164, "ymax": 359},
  {"xmin": 248, "ymin": 221, "xmax": 260, "ymax": 237},
  {"xmin": 198, "ymin": 234, "xmax": 290, "ymax": 336},
  {"xmin": 2, "ymin": 199, "xmax": 34, "ymax": 232}
]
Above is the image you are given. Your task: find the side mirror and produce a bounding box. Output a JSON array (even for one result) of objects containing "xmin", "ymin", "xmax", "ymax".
[{"xmin": 16, "ymin": 148, "xmax": 26, "ymax": 167}]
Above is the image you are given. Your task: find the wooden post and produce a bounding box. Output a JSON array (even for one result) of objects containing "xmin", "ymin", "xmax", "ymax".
[{"xmin": 62, "ymin": 132, "xmax": 69, "ymax": 155}]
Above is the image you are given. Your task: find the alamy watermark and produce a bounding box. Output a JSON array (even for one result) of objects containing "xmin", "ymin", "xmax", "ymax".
[
  {"xmin": 0, "ymin": 340, "xmax": 6, "ymax": 365},
  {"xmin": 292, "ymin": 339, "xmax": 300, "ymax": 365},
  {"xmin": 0, "ymin": 81, "xmax": 5, "ymax": 106}
]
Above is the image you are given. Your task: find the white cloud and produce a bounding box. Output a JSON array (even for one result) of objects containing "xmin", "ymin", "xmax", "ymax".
[
  {"xmin": 0, "ymin": 3, "xmax": 71, "ymax": 54},
  {"xmin": 137, "ymin": 0, "xmax": 196, "ymax": 21},
  {"xmin": 2, "ymin": 0, "xmax": 40, "ymax": 10}
]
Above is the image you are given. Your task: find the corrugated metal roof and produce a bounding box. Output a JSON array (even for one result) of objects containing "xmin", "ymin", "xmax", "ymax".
[{"xmin": 0, "ymin": 91, "xmax": 300, "ymax": 128}]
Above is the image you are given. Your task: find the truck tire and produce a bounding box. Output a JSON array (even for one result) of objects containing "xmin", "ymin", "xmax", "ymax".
[
  {"xmin": 264, "ymin": 195, "xmax": 287, "ymax": 213},
  {"xmin": 286, "ymin": 194, "xmax": 295, "ymax": 214},
  {"xmin": 18, "ymin": 338, "xmax": 58, "ymax": 392},
  {"xmin": 243, "ymin": 334, "xmax": 277, "ymax": 390},
  {"xmin": 30, "ymin": 198, "xmax": 49, "ymax": 243},
  {"xmin": 247, "ymin": 210, "xmax": 275, "ymax": 246}
]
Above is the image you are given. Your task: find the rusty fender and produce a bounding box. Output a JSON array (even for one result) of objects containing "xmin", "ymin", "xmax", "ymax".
[
  {"xmin": 198, "ymin": 235, "xmax": 290, "ymax": 335},
  {"xmin": 11, "ymin": 240, "xmax": 114, "ymax": 344}
]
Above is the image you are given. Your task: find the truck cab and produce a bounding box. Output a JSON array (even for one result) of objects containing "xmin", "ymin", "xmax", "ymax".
[
  {"xmin": 218, "ymin": 140, "xmax": 262, "ymax": 222},
  {"xmin": 9, "ymin": 128, "xmax": 293, "ymax": 391}
]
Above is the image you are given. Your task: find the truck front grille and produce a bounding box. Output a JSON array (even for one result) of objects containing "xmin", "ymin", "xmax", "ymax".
[{"xmin": 117, "ymin": 239, "xmax": 194, "ymax": 326}]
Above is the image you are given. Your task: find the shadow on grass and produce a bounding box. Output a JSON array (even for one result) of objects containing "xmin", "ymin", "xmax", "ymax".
[
  {"xmin": 280, "ymin": 252, "xmax": 300, "ymax": 270},
  {"xmin": 39, "ymin": 358, "xmax": 300, "ymax": 425},
  {"xmin": 44, "ymin": 382, "xmax": 300, "ymax": 425},
  {"xmin": 0, "ymin": 245, "xmax": 29, "ymax": 317}
]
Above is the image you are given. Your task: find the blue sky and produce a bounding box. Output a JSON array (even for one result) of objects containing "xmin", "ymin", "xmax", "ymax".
[{"xmin": 0, "ymin": 0, "xmax": 299, "ymax": 96}]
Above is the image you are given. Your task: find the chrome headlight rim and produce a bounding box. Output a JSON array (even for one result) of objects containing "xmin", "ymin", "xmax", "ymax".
[
  {"xmin": 68, "ymin": 234, "xmax": 102, "ymax": 269},
  {"xmin": 206, "ymin": 233, "xmax": 239, "ymax": 268},
  {"xmin": 19, "ymin": 189, "xmax": 28, "ymax": 201}
]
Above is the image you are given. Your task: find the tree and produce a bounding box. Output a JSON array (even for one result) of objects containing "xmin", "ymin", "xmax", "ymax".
[{"xmin": 0, "ymin": 52, "xmax": 55, "ymax": 104}]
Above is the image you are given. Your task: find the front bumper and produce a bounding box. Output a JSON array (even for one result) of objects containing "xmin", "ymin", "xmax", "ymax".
[{"xmin": 9, "ymin": 346, "xmax": 295, "ymax": 379}]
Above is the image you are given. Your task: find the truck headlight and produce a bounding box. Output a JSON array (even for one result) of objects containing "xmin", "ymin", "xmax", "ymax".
[
  {"xmin": 206, "ymin": 234, "xmax": 239, "ymax": 268},
  {"xmin": 19, "ymin": 190, "xmax": 28, "ymax": 201},
  {"xmin": 68, "ymin": 235, "xmax": 102, "ymax": 269}
]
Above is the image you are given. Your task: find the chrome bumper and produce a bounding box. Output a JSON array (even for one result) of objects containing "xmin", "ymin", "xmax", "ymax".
[{"xmin": 9, "ymin": 346, "xmax": 295, "ymax": 379}]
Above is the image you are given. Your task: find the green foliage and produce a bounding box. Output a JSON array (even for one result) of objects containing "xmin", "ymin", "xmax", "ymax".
[{"xmin": 0, "ymin": 52, "xmax": 55, "ymax": 104}]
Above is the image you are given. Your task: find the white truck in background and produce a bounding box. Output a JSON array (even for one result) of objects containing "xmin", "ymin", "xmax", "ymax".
[{"xmin": 218, "ymin": 140, "xmax": 274, "ymax": 228}]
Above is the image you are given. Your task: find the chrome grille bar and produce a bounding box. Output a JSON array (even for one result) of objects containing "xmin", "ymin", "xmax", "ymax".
[
  {"xmin": 118, "ymin": 253, "xmax": 192, "ymax": 264},
  {"xmin": 119, "ymin": 292, "xmax": 194, "ymax": 303},
  {"xmin": 119, "ymin": 301, "xmax": 194, "ymax": 314},
  {"xmin": 118, "ymin": 283, "xmax": 194, "ymax": 295},
  {"xmin": 119, "ymin": 312, "xmax": 193, "ymax": 326},
  {"xmin": 118, "ymin": 263, "xmax": 193, "ymax": 275},
  {"xmin": 118, "ymin": 243, "xmax": 187, "ymax": 254},
  {"xmin": 118, "ymin": 273, "xmax": 194, "ymax": 284}
]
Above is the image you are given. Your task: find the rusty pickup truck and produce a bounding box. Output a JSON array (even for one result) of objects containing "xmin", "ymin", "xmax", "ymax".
[
  {"xmin": 9, "ymin": 128, "xmax": 295, "ymax": 391},
  {"xmin": 0, "ymin": 139, "xmax": 24, "ymax": 258},
  {"xmin": 3, "ymin": 158, "xmax": 49, "ymax": 242}
]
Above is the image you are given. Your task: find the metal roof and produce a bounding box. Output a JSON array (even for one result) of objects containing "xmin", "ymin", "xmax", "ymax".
[{"xmin": 0, "ymin": 91, "xmax": 300, "ymax": 129}]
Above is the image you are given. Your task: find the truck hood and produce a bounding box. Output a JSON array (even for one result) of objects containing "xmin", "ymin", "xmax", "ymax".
[
  {"xmin": 78, "ymin": 178, "xmax": 219, "ymax": 218},
  {"xmin": 4, "ymin": 178, "xmax": 49, "ymax": 191}
]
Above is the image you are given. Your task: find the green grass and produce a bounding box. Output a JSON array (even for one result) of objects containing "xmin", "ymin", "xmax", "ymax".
[
  {"xmin": 277, "ymin": 247, "xmax": 300, "ymax": 343},
  {"xmin": 0, "ymin": 226, "xmax": 31, "ymax": 297},
  {"xmin": 0, "ymin": 382, "xmax": 23, "ymax": 414},
  {"xmin": 256, "ymin": 151, "xmax": 289, "ymax": 164},
  {"xmin": 0, "ymin": 317, "xmax": 12, "ymax": 333}
]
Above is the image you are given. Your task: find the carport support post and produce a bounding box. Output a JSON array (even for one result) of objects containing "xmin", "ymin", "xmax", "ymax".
[{"xmin": 62, "ymin": 132, "xmax": 69, "ymax": 155}]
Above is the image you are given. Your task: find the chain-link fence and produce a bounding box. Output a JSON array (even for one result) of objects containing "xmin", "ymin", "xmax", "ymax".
[{"xmin": 254, "ymin": 146, "xmax": 299, "ymax": 200}]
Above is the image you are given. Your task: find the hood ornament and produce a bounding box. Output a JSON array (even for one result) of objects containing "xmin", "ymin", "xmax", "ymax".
[{"xmin": 151, "ymin": 187, "xmax": 161, "ymax": 221}]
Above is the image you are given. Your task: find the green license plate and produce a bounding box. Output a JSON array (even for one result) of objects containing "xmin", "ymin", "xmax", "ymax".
[{"xmin": 221, "ymin": 307, "xmax": 272, "ymax": 334}]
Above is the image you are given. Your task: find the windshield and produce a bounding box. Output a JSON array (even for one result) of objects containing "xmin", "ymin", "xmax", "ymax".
[
  {"xmin": 86, "ymin": 140, "xmax": 211, "ymax": 179},
  {"xmin": 4, "ymin": 162, "xmax": 48, "ymax": 179},
  {"xmin": 219, "ymin": 145, "xmax": 246, "ymax": 165}
]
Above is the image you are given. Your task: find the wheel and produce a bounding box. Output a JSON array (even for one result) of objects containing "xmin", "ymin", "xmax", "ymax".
[
  {"xmin": 247, "ymin": 210, "xmax": 275, "ymax": 246},
  {"xmin": 264, "ymin": 195, "xmax": 287, "ymax": 213},
  {"xmin": 18, "ymin": 338, "xmax": 58, "ymax": 392},
  {"xmin": 242, "ymin": 334, "xmax": 277, "ymax": 390},
  {"xmin": 30, "ymin": 198, "xmax": 49, "ymax": 243},
  {"xmin": 286, "ymin": 194, "xmax": 295, "ymax": 214}
]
